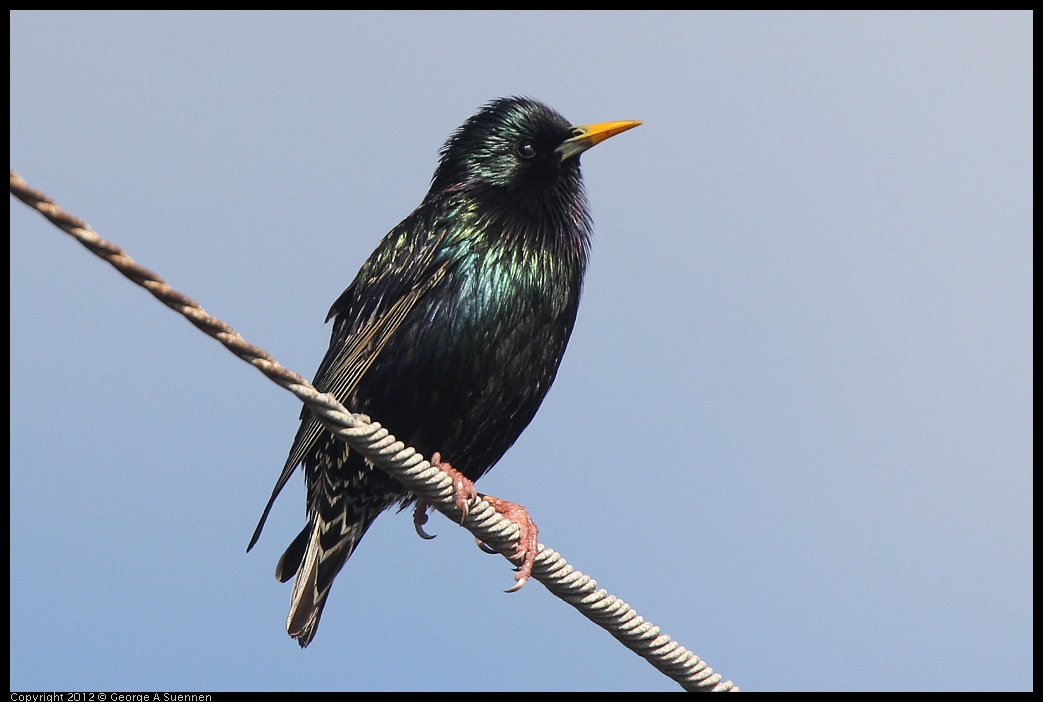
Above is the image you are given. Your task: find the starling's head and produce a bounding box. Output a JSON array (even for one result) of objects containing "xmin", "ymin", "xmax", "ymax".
[{"xmin": 430, "ymin": 96, "xmax": 640, "ymax": 200}]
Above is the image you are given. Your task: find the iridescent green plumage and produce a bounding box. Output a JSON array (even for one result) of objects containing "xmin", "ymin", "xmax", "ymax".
[{"xmin": 248, "ymin": 97, "xmax": 638, "ymax": 646}]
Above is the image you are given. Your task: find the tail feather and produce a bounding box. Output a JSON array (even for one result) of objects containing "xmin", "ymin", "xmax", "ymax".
[
  {"xmin": 270, "ymin": 435, "xmax": 407, "ymax": 647},
  {"xmin": 286, "ymin": 526, "xmax": 327, "ymax": 647},
  {"xmin": 275, "ymin": 524, "xmax": 310, "ymax": 583},
  {"xmin": 282, "ymin": 495, "xmax": 382, "ymax": 647}
]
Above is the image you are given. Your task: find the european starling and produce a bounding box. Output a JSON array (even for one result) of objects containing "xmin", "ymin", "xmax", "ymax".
[{"xmin": 248, "ymin": 96, "xmax": 639, "ymax": 647}]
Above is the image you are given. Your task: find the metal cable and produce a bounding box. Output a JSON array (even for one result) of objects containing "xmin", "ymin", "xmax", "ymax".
[{"xmin": 10, "ymin": 168, "xmax": 739, "ymax": 692}]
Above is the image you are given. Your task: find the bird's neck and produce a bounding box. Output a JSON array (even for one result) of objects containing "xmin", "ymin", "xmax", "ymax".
[{"xmin": 459, "ymin": 189, "xmax": 591, "ymax": 267}]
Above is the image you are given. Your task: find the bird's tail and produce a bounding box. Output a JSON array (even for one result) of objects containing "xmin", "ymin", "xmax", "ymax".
[
  {"xmin": 276, "ymin": 499, "xmax": 381, "ymax": 648},
  {"xmin": 269, "ymin": 431, "xmax": 407, "ymax": 647}
]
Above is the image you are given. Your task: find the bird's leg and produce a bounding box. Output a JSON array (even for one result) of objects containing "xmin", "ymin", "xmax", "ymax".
[{"xmin": 423, "ymin": 452, "xmax": 539, "ymax": 592}]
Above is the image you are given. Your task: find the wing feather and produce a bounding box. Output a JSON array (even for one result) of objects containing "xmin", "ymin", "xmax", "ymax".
[{"xmin": 247, "ymin": 215, "xmax": 451, "ymax": 551}]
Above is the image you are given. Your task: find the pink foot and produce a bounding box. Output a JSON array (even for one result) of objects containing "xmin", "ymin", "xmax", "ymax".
[
  {"xmin": 415, "ymin": 452, "xmax": 539, "ymax": 591},
  {"xmin": 479, "ymin": 494, "xmax": 539, "ymax": 592},
  {"xmin": 414, "ymin": 452, "xmax": 479, "ymax": 540},
  {"xmin": 431, "ymin": 452, "xmax": 478, "ymax": 521}
]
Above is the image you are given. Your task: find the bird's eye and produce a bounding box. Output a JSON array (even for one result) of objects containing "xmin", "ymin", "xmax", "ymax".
[{"xmin": 516, "ymin": 142, "xmax": 537, "ymax": 159}]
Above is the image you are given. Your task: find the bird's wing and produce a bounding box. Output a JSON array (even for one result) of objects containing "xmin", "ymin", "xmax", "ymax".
[
  {"xmin": 248, "ymin": 220, "xmax": 451, "ymax": 551},
  {"xmin": 285, "ymin": 259, "xmax": 450, "ymax": 475}
]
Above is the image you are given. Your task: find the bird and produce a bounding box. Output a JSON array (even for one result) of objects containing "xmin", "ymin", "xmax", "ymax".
[{"xmin": 247, "ymin": 96, "xmax": 640, "ymax": 647}]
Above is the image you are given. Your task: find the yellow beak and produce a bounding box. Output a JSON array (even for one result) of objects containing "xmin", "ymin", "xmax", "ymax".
[{"xmin": 556, "ymin": 119, "xmax": 642, "ymax": 161}]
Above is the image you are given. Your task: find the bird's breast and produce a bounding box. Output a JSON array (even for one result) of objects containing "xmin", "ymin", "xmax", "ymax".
[{"xmin": 354, "ymin": 242, "xmax": 583, "ymax": 478}]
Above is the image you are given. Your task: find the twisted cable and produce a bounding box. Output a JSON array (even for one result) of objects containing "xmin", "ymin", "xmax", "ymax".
[{"xmin": 10, "ymin": 168, "xmax": 739, "ymax": 692}]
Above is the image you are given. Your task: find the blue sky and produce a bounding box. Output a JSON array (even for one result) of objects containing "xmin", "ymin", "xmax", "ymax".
[{"xmin": 10, "ymin": 11, "xmax": 1032, "ymax": 692}]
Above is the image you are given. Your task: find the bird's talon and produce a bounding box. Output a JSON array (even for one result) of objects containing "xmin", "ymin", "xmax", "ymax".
[
  {"xmin": 505, "ymin": 576, "xmax": 528, "ymax": 593},
  {"xmin": 430, "ymin": 452, "xmax": 478, "ymax": 525},
  {"xmin": 480, "ymin": 494, "xmax": 539, "ymax": 593},
  {"xmin": 475, "ymin": 537, "xmax": 498, "ymax": 554},
  {"xmin": 413, "ymin": 501, "xmax": 437, "ymax": 540},
  {"xmin": 455, "ymin": 482, "xmax": 470, "ymax": 523}
]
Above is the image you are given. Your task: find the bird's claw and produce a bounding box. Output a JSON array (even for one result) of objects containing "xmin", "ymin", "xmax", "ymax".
[
  {"xmin": 426, "ymin": 453, "xmax": 538, "ymax": 591},
  {"xmin": 475, "ymin": 536, "xmax": 499, "ymax": 554},
  {"xmin": 505, "ymin": 575, "xmax": 529, "ymax": 593},
  {"xmin": 413, "ymin": 500, "xmax": 437, "ymax": 540},
  {"xmin": 480, "ymin": 494, "xmax": 539, "ymax": 593},
  {"xmin": 430, "ymin": 452, "xmax": 478, "ymax": 524}
]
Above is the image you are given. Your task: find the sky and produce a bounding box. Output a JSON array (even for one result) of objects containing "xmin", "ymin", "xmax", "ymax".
[{"xmin": 9, "ymin": 10, "xmax": 1032, "ymax": 692}]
